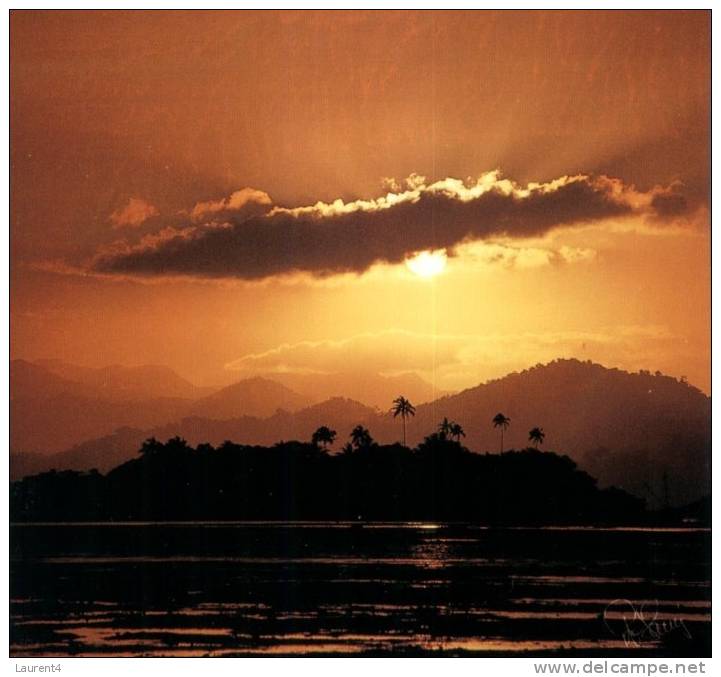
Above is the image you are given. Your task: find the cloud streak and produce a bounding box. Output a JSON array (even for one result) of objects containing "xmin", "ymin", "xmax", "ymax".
[
  {"xmin": 225, "ymin": 326, "xmax": 692, "ymax": 391},
  {"xmin": 109, "ymin": 197, "xmax": 159, "ymax": 229},
  {"xmin": 92, "ymin": 172, "xmax": 687, "ymax": 280},
  {"xmin": 190, "ymin": 187, "xmax": 272, "ymax": 222}
]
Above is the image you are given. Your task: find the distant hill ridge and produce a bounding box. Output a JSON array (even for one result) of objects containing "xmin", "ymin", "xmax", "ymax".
[
  {"xmin": 189, "ymin": 377, "xmax": 308, "ymax": 420},
  {"xmin": 33, "ymin": 359, "xmax": 208, "ymax": 400},
  {"xmin": 10, "ymin": 359, "xmax": 437, "ymax": 454},
  {"xmin": 266, "ymin": 370, "xmax": 445, "ymax": 409}
]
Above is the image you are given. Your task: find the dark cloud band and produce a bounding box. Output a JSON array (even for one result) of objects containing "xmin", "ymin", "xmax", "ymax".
[{"xmin": 92, "ymin": 174, "xmax": 685, "ymax": 280}]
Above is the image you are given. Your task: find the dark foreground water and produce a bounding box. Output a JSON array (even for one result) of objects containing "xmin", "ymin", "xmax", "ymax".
[{"xmin": 10, "ymin": 522, "xmax": 711, "ymax": 657}]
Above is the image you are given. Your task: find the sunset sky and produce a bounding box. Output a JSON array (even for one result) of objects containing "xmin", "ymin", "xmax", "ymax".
[{"xmin": 10, "ymin": 10, "xmax": 710, "ymax": 393}]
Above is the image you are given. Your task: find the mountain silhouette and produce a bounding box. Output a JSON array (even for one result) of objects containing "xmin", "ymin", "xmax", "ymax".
[
  {"xmin": 10, "ymin": 360, "xmax": 193, "ymax": 454},
  {"xmin": 11, "ymin": 363, "xmax": 305, "ymax": 453},
  {"xmin": 10, "ymin": 426, "xmax": 146, "ymax": 479},
  {"xmin": 33, "ymin": 359, "xmax": 210, "ymax": 400},
  {"xmin": 264, "ymin": 370, "xmax": 443, "ymax": 409},
  {"xmin": 11, "ymin": 359, "xmax": 92, "ymax": 400},
  {"xmin": 10, "ymin": 397, "xmax": 380, "ymax": 478},
  {"xmin": 10, "ymin": 359, "xmax": 709, "ymax": 506},
  {"xmin": 10, "ymin": 360, "xmax": 433, "ymax": 454},
  {"xmin": 188, "ymin": 377, "xmax": 309, "ymax": 420},
  {"xmin": 403, "ymin": 359, "xmax": 709, "ymax": 506},
  {"xmin": 127, "ymin": 397, "xmax": 378, "ymax": 460}
]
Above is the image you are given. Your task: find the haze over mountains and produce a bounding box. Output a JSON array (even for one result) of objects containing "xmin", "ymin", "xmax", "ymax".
[
  {"xmin": 10, "ymin": 358, "xmax": 710, "ymax": 507},
  {"xmin": 11, "ymin": 360, "xmax": 198, "ymax": 455},
  {"xmin": 32, "ymin": 359, "xmax": 208, "ymax": 400},
  {"xmin": 10, "ymin": 359, "xmax": 438, "ymax": 454},
  {"xmin": 264, "ymin": 371, "xmax": 442, "ymax": 410}
]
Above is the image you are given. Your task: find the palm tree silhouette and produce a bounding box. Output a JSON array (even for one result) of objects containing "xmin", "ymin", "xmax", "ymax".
[
  {"xmin": 350, "ymin": 425, "xmax": 373, "ymax": 450},
  {"xmin": 492, "ymin": 413, "xmax": 511, "ymax": 452},
  {"xmin": 438, "ymin": 417, "xmax": 453, "ymax": 440},
  {"xmin": 528, "ymin": 427, "xmax": 545, "ymax": 449},
  {"xmin": 449, "ymin": 422, "xmax": 465, "ymax": 443},
  {"xmin": 312, "ymin": 426, "xmax": 337, "ymax": 449},
  {"xmin": 391, "ymin": 396, "xmax": 416, "ymax": 447}
]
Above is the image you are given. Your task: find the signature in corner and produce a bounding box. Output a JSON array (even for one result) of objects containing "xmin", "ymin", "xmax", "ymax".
[{"xmin": 603, "ymin": 598, "xmax": 692, "ymax": 648}]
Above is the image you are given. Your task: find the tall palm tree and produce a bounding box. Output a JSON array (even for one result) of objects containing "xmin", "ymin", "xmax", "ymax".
[
  {"xmin": 311, "ymin": 426, "xmax": 337, "ymax": 449},
  {"xmin": 449, "ymin": 422, "xmax": 465, "ymax": 443},
  {"xmin": 492, "ymin": 413, "xmax": 511, "ymax": 452},
  {"xmin": 350, "ymin": 425, "xmax": 373, "ymax": 450},
  {"xmin": 438, "ymin": 417, "xmax": 453, "ymax": 440},
  {"xmin": 528, "ymin": 427, "xmax": 545, "ymax": 449},
  {"xmin": 391, "ymin": 396, "xmax": 416, "ymax": 447}
]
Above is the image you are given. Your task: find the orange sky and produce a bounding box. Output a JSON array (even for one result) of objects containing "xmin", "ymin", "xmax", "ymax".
[{"xmin": 10, "ymin": 10, "xmax": 711, "ymax": 393}]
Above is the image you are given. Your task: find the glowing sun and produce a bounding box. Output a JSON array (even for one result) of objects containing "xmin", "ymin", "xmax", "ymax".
[{"xmin": 405, "ymin": 249, "xmax": 448, "ymax": 278}]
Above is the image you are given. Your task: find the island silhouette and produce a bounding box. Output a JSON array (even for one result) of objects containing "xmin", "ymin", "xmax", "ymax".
[{"xmin": 12, "ymin": 423, "xmax": 651, "ymax": 523}]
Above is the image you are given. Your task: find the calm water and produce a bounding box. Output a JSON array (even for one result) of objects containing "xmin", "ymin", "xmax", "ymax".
[{"xmin": 10, "ymin": 523, "xmax": 711, "ymax": 657}]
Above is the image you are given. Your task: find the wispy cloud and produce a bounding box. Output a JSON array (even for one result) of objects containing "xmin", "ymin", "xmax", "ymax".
[
  {"xmin": 109, "ymin": 197, "xmax": 159, "ymax": 229},
  {"xmin": 225, "ymin": 325, "xmax": 690, "ymax": 390},
  {"xmin": 190, "ymin": 187, "xmax": 272, "ymax": 222},
  {"xmin": 455, "ymin": 241, "xmax": 597, "ymax": 270}
]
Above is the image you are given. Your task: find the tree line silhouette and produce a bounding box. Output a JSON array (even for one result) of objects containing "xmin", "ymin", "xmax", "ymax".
[{"xmin": 11, "ymin": 399, "xmax": 644, "ymax": 524}]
